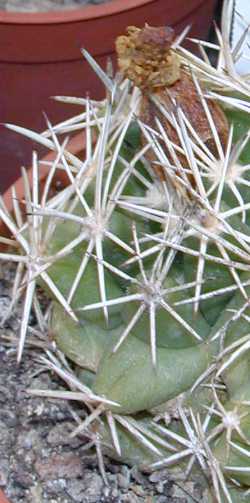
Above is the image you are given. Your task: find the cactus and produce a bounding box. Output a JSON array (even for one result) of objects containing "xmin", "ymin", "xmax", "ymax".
[{"xmin": 2, "ymin": 1, "xmax": 250, "ymax": 501}]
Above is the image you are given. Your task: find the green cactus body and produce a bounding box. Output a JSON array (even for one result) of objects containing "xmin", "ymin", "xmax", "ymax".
[
  {"xmin": 122, "ymin": 272, "xmax": 210, "ymax": 348},
  {"xmin": 52, "ymin": 295, "xmax": 213, "ymax": 415},
  {"xmin": 93, "ymin": 335, "xmax": 212, "ymax": 414},
  {"xmin": 41, "ymin": 252, "xmax": 123, "ymax": 326},
  {"xmin": 51, "ymin": 302, "xmax": 124, "ymax": 371},
  {"xmin": 184, "ymin": 237, "xmax": 236, "ymax": 325},
  {"xmin": 212, "ymin": 432, "xmax": 250, "ymax": 486},
  {"xmin": 209, "ymin": 278, "xmax": 250, "ymax": 402},
  {"xmin": 183, "ymin": 209, "xmax": 250, "ymax": 326}
]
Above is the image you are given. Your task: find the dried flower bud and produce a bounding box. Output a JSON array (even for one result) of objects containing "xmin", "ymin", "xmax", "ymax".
[
  {"xmin": 140, "ymin": 70, "xmax": 229, "ymax": 157},
  {"xmin": 116, "ymin": 24, "xmax": 181, "ymax": 90},
  {"xmin": 116, "ymin": 25, "xmax": 229, "ymax": 194}
]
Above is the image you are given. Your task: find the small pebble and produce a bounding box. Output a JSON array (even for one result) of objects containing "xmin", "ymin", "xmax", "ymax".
[
  {"xmin": 118, "ymin": 473, "xmax": 130, "ymax": 490},
  {"xmin": 0, "ymin": 458, "xmax": 9, "ymax": 487},
  {"xmin": 67, "ymin": 472, "xmax": 103, "ymax": 503},
  {"xmin": 0, "ymin": 421, "xmax": 9, "ymax": 443},
  {"xmin": 156, "ymin": 481, "xmax": 164, "ymax": 494},
  {"xmin": 35, "ymin": 453, "xmax": 83, "ymax": 480},
  {"xmin": 149, "ymin": 470, "xmax": 169, "ymax": 483}
]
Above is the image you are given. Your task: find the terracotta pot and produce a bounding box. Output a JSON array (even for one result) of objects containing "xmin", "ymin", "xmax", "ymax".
[
  {"xmin": 0, "ymin": 0, "xmax": 217, "ymax": 192},
  {"xmin": 0, "ymin": 488, "xmax": 11, "ymax": 503},
  {"xmin": 0, "ymin": 132, "xmax": 85, "ymax": 240}
]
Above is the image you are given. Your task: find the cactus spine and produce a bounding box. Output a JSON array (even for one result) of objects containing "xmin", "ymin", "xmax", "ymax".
[{"xmin": 2, "ymin": 2, "xmax": 250, "ymax": 501}]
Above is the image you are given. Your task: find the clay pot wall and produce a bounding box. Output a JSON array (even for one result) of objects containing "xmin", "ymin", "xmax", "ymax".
[{"xmin": 0, "ymin": 0, "xmax": 217, "ymax": 191}]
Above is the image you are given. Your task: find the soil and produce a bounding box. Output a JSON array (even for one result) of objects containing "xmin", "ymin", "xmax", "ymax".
[
  {"xmin": 0, "ymin": 264, "xmax": 208, "ymax": 503},
  {"xmin": 0, "ymin": 0, "xmax": 110, "ymax": 12}
]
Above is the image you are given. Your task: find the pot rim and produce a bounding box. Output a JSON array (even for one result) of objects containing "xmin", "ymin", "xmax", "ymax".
[
  {"xmin": 0, "ymin": 0, "xmax": 210, "ymax": 64},
  {"xmin": 0, "ymin": 0, "xmax": 158, "ymax": 24},
  {"xmin": 1, "ymin": 132, "xmax": 85, "ymax": 220}
]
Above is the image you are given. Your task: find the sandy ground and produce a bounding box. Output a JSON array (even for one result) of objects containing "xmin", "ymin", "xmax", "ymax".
[
  {"xmin": 0, "ymin": 0, "xmax": 109, "ymax": 12},
  {"xmin": 0, "ymin": 263, "xmax": 207, "ymax": 503}
]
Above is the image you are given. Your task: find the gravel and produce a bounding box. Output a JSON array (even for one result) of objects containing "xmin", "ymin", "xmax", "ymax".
[
  {"xmin": 0, "ymin": 0, "xmax": 111, "ymax": 12},
  {"xmin": 0, "ymin": 264, "xmax": 208, "ymax": 502}
]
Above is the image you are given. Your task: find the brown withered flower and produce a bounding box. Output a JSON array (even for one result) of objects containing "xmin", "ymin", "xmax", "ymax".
[
  {"xmin": 116, "ymin": 24, "xmax": 181, "ymax": 89},
  {"xmin": 116, "ymin": 25, "xmax": 229, "ymax": 189}
]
